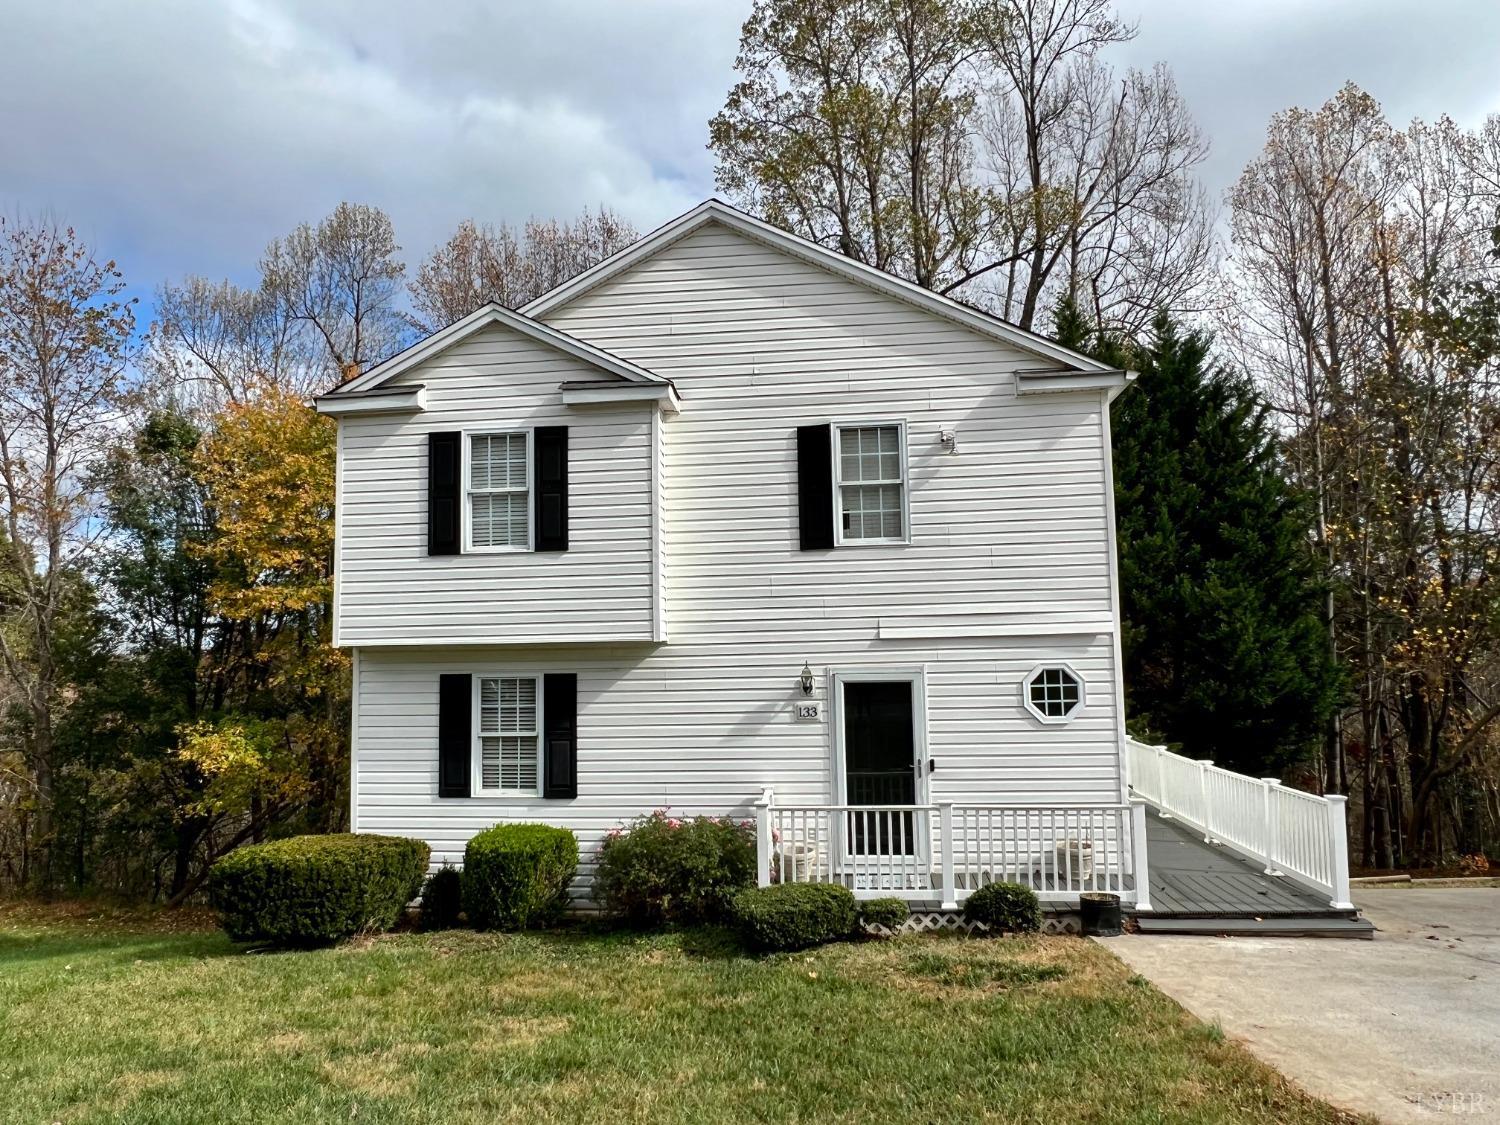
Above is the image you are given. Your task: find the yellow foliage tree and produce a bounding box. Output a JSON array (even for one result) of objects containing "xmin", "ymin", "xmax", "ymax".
[{"xmin": 184, "ymin": 386, "xmax": 348, "ymax": 836}]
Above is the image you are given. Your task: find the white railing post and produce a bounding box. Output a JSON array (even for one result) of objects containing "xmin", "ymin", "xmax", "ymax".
[
  {"xmin": 1197, "ymin": 760, "xmax": 1213, "ymax": 841},
  {"xmin": 1129, "ymin": 798, "xmax": 1152, "ymax": 912},
  {"xmin": 939, "ymin": 801, "xmax": 956, "ymax": 910},
  {"xmin": 1260, "ymin": 778, "xmax": 1282, "ymax": 874},
  {"xmin": 1150, "ymin": 745, "xmax": 1169, "ymax": 816},
  {"xmin": 1325, "ymin": 794, "xmax": 1354, "ymax": 910},
  {"xmin": 755, "ymin": 786, "xmax": 774, "ymax": 888}
]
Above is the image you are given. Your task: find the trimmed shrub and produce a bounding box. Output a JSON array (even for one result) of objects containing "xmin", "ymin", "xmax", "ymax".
[
  {"xmin": 419, "ymin": 865, "xmax": 464, "ymax": 931},
  {"xmin": 209, "ymin": 833, "xmax": 429, "ymax": 945},
  {"xmin": 860, "ymin": 897, "xmax": 909, "ymax": 933},
  {"xmin": 732, "ymin": 883, "xmax": 859, "ymax": 952},
  {"xmin": 462, "ymin": 824, "xmax": 578, "ymax": 930},
  {"xmin": 594, "ymin": 810, "xmax": 757, "ymax": 927},
  {"xmin": 963, "ymin": 881, "xmax": 1043, "ymax": 934}
]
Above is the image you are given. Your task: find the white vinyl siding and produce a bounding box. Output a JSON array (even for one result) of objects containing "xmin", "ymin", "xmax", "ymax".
[
  {"xmin": 345, "ymin": 220, "xmax": 1128, "ymax": 893},
  {"xmin": 332, "ymin": 322, "xmax": 656, "ymax": 646},
  {"xmin": 544, "ymin": 222, "xmax": 1117, "ymax": 635},
  {"xmin": 478, "ymin": 676, "xmax": 540, "ymax": 793},
  {"xmin": 836, "ymin": 423, "xmax": 906, "ymax": 543},
  {"xmin": 355, "ymin": 639, "xmax": 1121, "ymax": 891},
  {"xmin": 468, "ymin": 432, "xmax": 530, "ymax": 550}
]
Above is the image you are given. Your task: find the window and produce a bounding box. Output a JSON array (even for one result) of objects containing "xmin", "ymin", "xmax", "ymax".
[
  {"xmin": 1023, "ymin": 665, "xmax": 1084, "ymax": 724},
  {"xmin": 477, "ymin": 676, "xmax": 540, "ymax": 793},
  {"xmin": 468, "ymin": 432, "xmax": 529, "ymax": 549},
  {"xmin": 835, "ymin": 423, "xmax": 907, "ymax": 543}
]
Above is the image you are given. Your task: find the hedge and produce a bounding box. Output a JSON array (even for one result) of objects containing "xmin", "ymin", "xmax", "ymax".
[
  {"xmin": 859, "ymin": 897, "xmax": 909, "ymax": 932},
  {"xmin": 732, "ymin": 883, "xmax": 859, "ymax": 951},
  {"xmin": 209, "ymin": 833, "xmax": 429, "ymax": 945},
  {"xmin": 962, "ymin": 881, "xmax": 1043, "ymax": 934},
  {"xmin": 462, "ymin": 824, "xmax": 578, "ymax": 930}
]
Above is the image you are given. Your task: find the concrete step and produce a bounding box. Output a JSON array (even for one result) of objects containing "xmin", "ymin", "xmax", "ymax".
[{"xmin": 1134, "ymin": 914, "xmax": 1375, "ymax": 939}]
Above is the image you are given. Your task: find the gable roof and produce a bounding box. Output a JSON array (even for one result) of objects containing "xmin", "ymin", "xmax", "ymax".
[
  {"xmin": 522, "ymin": 199, "xmax": 1120, "ymax": 379},
  {"xmin": 324, "ymin": 301, "xmax": 669, "ymax": 400}
]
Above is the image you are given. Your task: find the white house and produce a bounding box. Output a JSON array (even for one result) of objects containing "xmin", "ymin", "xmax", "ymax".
[{"xmin": 316, "ymin": 199, "xmax": 1151, "ymax": 912}]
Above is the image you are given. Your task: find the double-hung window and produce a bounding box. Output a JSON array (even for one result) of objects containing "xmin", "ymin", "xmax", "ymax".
[
  {"xmin": 477, "ymin": 676, "xmax": 540, "ymax": 794},
  {"xmin": 468, "ymin": 432, "xmax": 530, "ymax": 550},
  {"xmin": 835, "ymin": 422, "xmax": 907, "ymax": 543}
]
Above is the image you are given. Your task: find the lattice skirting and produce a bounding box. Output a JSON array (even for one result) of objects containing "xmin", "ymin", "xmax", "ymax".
[{"xmin": 872, "ymin": 910, "xmax": 1082, "ymax": 936}]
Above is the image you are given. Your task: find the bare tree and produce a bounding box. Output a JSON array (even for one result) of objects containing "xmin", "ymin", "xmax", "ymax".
[
  {"xmin": 707, "ymin": 0, "xmax": 1213, "ymax": 333},
  {"xmin": 145, "ymin": 276, "xmax": 318, "ymax": 406},
  {"xmin": 1228, "ymin": 85, "xmax": 1500, "ymax": 864},
  {"xmin": 408, "ymin": 206, "xmax": 638, "ymax": 332},
  {"xmin": 260, "ymin": 202, "xmax": 408, "ymax": 386},
  {"xmin": 0, "ymin": 218, "xmax": 136, "ymax": 887},
  {"xmin": 973, "ymin": 2, "xmax": 1213, "ymax": 331},
  {"xmin": 1228, "ymin": 84, "xmax": 1401, "ymax": 797},
  {"xmin": 710, "ymin": 0, "xmax": 993, "ymax": 291}
]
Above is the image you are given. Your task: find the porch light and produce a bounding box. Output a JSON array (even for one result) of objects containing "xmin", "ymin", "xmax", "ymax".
[{"xmin": 799, "ymin": 662, "xmax": 815, "ymax": 696}]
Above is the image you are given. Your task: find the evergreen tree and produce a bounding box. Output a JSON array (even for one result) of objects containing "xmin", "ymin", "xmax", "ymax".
[{"xmin": 1060, "ymin": 303, "xmax": 1343, "ymax": 774}]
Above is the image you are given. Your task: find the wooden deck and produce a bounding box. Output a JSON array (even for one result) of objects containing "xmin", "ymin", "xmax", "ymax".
[{"xmin": 1145, "ymin": 809, "xmax": 1340, "ymax": 917}]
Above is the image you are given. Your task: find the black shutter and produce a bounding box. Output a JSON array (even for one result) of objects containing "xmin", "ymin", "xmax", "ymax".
[
  {"xmin": 437, "ymin": 673, "xmax": 471, "ymax": 798},
  {"xmin": 797, "ymin": 423, "xmax": 835, "ymax": 550},
  {"xmin": 534, "ymin": 426, "xmax": 569, "ymax": 551},
  {"xmin": 542, "ymin": 673, "xmax": 578, "ymax": 799},
  {"xmin": 428, "ymin": 431, "xmax": 462, "ymax": 556}
]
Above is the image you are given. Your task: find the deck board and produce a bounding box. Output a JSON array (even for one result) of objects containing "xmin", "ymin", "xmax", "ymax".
[{"xmin": 1145, "ymin": 810, "xmax": 1337, "ymax": 917}]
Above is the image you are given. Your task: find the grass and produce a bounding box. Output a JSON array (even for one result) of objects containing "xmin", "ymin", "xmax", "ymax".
[{"xmin": 0, "ymin": 902, "xmax": 1363, "ymax": 1124}]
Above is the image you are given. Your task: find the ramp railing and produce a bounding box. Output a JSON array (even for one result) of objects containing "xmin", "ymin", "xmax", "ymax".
[{"xmin": 1127, "ymin": 739, "xmax": 1352, "ymax": 910}]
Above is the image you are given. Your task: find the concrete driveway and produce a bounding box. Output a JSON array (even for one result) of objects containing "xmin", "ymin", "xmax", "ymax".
[{"xmin": 1100, "ymin": 888, "xmax": 1500, "ymax": 1124}]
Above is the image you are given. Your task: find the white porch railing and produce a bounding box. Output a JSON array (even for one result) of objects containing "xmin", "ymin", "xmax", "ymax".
[
  {"xmin": 753, "ymin": 789, "xmax": 1152, "ymax": 911},
  {"xmin": 1127, "ymin": 738, "xmax": 1353, "ymax": 910}
]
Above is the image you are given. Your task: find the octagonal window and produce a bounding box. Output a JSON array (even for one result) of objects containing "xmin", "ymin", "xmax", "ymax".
[{"xmin": 1024, "ymin": 665, "xmax": 1083, "ymax": 724}]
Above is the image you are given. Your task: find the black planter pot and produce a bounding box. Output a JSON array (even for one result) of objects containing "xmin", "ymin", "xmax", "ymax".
[{"xmin": 1079, "ymin": 892, "xmax": 1122, "ymax": 936}]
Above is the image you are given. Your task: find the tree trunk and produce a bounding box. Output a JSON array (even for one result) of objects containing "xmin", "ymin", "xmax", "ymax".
[{"xmin": 169, "ymin": 819, "xmax": 207, "ymax": 899}]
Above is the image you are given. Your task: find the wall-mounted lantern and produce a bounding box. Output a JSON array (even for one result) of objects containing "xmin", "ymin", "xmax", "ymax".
[{"xmin": 799, "ymin": 662, "xmax": 815, "ymax": 696}]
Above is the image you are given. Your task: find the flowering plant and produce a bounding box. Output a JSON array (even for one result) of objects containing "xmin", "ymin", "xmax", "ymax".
[{"xmin": 594, "ymin": 808, "xmax": 758, "ymax": 927}]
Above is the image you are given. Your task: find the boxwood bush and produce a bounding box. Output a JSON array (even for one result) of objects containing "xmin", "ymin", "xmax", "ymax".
[
  {"xmin": 963, "ymin": 881, "xmax": 1043, "ymax": 934},
  {"xmin": 860, "ymin": 897, "xmax": 909, "ymax": 933},
  {"xmin": 732, "ymin": 883, "xmax": 859, "ymax": 952},
  {"xmin": 593, "ymin": 811, "xmax": 756, "ymax": 927},
  {"xmin": 418, "ymin": 864, "xmax": 464, "ymax": 931},
  {"xmin": 462, "ymin": 824, "xmax": 578, "ymax": 930},
  {"xmin": 209, "ymin": 833, "xmax": 429, "ymax": 945}
]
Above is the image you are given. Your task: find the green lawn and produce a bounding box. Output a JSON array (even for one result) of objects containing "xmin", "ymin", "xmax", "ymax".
[{"xmin": 0, "ymin": 904, "xmax": 1360, "ymax": 1124}]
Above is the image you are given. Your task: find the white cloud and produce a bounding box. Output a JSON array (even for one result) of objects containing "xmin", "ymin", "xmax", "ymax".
[
  {"xmin": 2, "ymin": 0, "xmax": 1496, "ymax": 307},
  {"xmin": 0, "ymin": 0, "xmax": 741, "ymax": 295}
]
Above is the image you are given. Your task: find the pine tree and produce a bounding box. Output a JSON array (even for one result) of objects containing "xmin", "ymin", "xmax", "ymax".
[{"xmin": 1062, "ymin": 304, "xmax": 1343, "ymax": 774}]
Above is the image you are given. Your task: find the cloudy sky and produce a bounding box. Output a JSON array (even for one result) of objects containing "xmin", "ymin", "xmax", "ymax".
[{"xmin": 5, "ymin": 0, "xmax": 1500, "ymax": 305}]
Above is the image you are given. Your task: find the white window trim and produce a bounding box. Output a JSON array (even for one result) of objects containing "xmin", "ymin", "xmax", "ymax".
[
  {"xmin": 1021, "ymin": 661, "xmax": 1086, "ymax": 726},
  {"xmin": 462, "ymin": 427, "xmax": 534, "ymax": 554},
  {"xmin": 471, "ymin": 673, "xmax": 545, "ymax": 797},
  {"xmin": 831, "ymin": 419, "xmax": 910, "ymax": 547}
]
